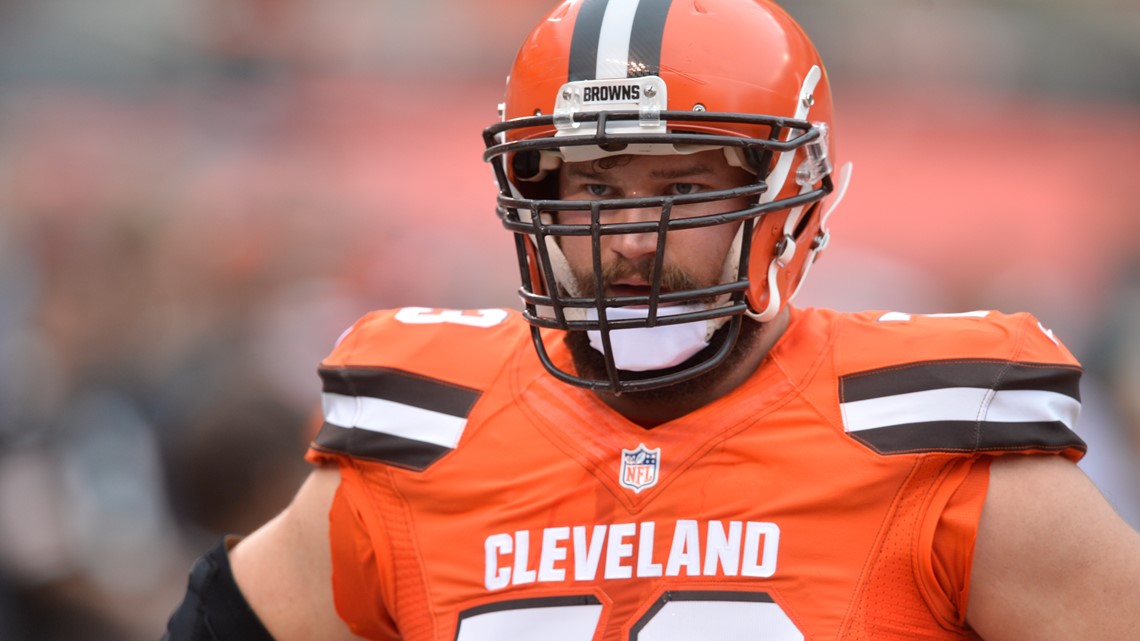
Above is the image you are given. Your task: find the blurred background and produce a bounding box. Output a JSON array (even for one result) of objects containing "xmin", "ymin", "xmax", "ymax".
[{"xmin": 0, "ymin": 0, "xmax": 1136, "ymax": 638}]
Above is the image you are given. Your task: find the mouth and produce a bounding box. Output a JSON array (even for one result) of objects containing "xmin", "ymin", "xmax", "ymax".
[
  {"xmin": 604, "ymin": 283, "xmax": 690, "ymax": 310},
  {"xmin": 607, "ymin": 283, "xmax": 654, "ymax": 299}
]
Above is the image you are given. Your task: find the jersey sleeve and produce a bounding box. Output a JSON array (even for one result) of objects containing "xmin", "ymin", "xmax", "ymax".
[
  {"xmin": 834, "ymin": 310, "xmax": 1086, "ymax": 461},
  {"xmin": 830, "ymin": 311, "xmax": 1087, "ymax": 628},
  {"xmin": 303, "ymin": 308, "xmax": 532, "ymax": 637},
  {"xmin": 304, "ymin": 306, "xmax": 529, "ymax": 471}
]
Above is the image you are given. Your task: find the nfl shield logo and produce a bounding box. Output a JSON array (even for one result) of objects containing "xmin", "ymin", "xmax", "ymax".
[{"xmin": 620, "ymin": 444, "xmax": 660, "ymax": 493}]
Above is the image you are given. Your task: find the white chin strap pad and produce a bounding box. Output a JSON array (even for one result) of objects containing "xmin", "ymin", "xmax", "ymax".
[
  {"xmin": 587, "ymin": 305, "xmax": 711, "ymax": 371},
  {"xmin": 543, "ymin": 234, "xmax": 582, "ymax": 298}
]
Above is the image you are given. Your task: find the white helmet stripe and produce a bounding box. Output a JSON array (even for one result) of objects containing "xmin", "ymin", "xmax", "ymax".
[
  {"xmin": 597, "ymin": 0, "xmax": 642, "ymax": 79},
  {"xmin": 758, "ymin": 65, "xmax": 822, "ymax": 205}
]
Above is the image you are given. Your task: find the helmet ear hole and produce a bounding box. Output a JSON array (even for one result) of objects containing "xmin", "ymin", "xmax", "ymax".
[
  {"xmin": 512, "ymin": 150, "xmax": 543, "ymax": 181},
  {"xmin": 517, "ymin": 171, "xmax": 559, "ymax": 201},
  {"xmin": 792, "ymin": 203, "xmax": 819, "ymax": 240}
]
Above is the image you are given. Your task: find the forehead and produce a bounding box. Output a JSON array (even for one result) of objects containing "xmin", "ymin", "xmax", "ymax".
[{"xmin": 561, "ymin": 149, "xmax": 734, "ymax": 180}]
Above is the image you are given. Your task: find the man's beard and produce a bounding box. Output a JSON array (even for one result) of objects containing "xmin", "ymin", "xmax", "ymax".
[
  {"xmin": 564, "ymin": 314, "xmax": 765, "ymax": 403},
  {"xmin": 559, "ymin": 252, "xmax": 759, "ymax": 400},
  {"xmin": 568, "ymin": 256, "xmax": 722, "ymax": 307}
]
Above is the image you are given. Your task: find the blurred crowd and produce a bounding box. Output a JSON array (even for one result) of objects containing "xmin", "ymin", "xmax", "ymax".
[{"xmin": 0, "ymin": 1, "xmax": 1136, "ymax": 639}]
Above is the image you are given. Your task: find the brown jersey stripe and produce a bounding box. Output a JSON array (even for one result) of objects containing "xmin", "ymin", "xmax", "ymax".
[
  {"xmin": 312, "ymin": 422, "xmax": 452, "ymax": 472},
  {"xmin": 849, "ymin": 419, "xmax": 1087, "ymax": 456},
  {"xmin": 319, "ymin": 366, "xmax": 481, "ymax": 418},
  {"xmin": 840, "ymin": 359, "xmax": 1081, "ymax": 403}
]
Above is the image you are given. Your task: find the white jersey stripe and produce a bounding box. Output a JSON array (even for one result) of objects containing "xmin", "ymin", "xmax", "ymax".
[
  {"xmin": 841, "ymin": 387, "xmax": 1081, "ymax": 433},
  {"xmin": 321, "ymin": 392, "xmax": 467, "ymax": 449},
  {"xmin": 596, "ymin": 0, "xmax": 641, "ymax": 79},
  {"xmin": 985, "ymin": 387, "xmax": 1081, "ymax": 427}
]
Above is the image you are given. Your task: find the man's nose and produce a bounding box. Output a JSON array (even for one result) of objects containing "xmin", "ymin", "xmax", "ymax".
[{"xmin": 606, "ymin": 206, "xmax": 662, "ymax": 260}]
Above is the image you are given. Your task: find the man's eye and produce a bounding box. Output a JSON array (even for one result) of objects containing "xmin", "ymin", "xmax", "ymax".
[
  {"xmin": 669, "ymin": 183, "xmax": 698, "ymax": 195},
  {"xmin": 585, "ymin": 184, "xmax": 610, "ymax": 197}
]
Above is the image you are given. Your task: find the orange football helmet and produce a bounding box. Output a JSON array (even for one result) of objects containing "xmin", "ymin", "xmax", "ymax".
[{"xmin": 483, "ymin": 0, "xmax": 850, "ymax": 392}]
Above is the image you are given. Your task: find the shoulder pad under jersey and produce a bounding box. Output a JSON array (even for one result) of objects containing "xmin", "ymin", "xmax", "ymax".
[
  {"xmin": 833, "ymin": 310, "xmax": 1085, "ymax": 459},
  {"xmin": 311, "ymin": 307, "xmax": 531, "ymax": 471}
]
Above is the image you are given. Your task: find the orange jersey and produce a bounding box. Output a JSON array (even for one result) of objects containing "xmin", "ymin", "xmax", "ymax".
[{"xmin": 306, "ymin": 306, "xmax": 1085, "ymax": 641}]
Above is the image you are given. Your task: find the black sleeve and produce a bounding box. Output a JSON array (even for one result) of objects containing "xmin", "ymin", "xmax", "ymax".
[{"xmin": 162, "ymin": 538, "xmax": 277, "ymax": 641}]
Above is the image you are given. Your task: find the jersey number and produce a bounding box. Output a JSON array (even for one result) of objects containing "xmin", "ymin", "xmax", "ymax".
[
  {"xmin": 877, "ymin": 310, "xmax": 991, "ymax": 322},
  {"xmin": 395, "ymin": 307, "xmax": 510, "ymax": 328},
  {"xmin": 455, "ymin": 591, "xmax": 804, "ymax": 641}
]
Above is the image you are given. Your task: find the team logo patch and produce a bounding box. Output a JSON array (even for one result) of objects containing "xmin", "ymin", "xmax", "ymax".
[{"xmin": 620, "ymin": 444, "xmax": 660, "ymax": 493}]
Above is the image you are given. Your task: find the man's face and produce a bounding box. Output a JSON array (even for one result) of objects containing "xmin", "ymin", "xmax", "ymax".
[{"xmin": 556, "ymin": 150, "xmax": 755, "ymax": 300}]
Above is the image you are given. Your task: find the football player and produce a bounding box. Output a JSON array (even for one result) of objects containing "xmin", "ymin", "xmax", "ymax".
[{"xmin": 163, "ymin": 1, "xmax": 1140, "ymax": 640}]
